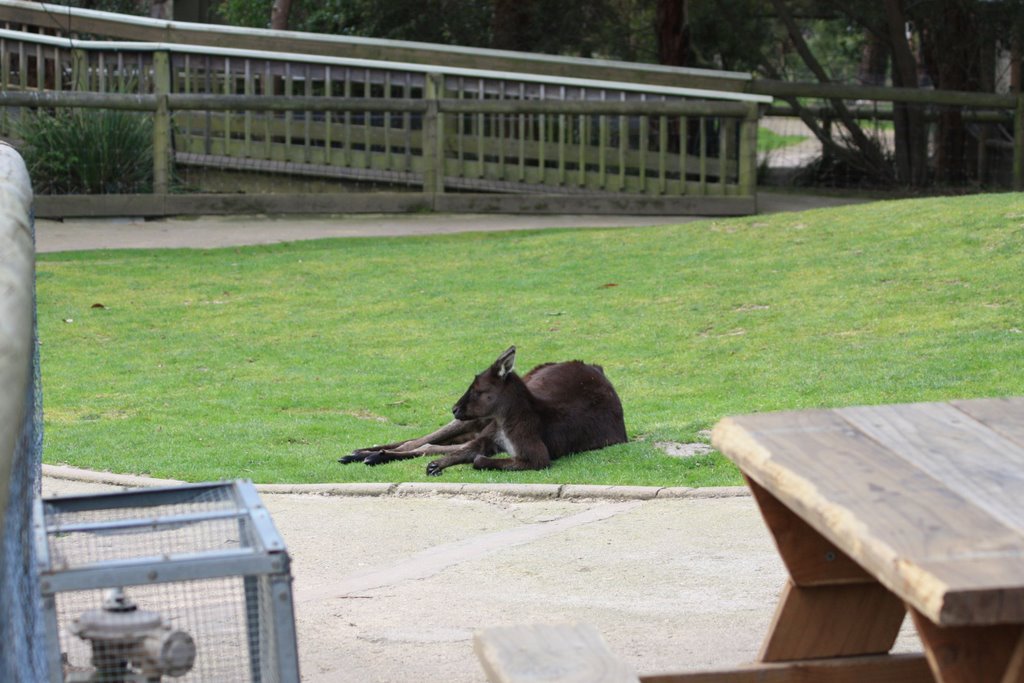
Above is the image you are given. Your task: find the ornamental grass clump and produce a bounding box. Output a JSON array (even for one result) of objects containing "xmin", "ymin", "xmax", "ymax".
[{"xmin": 16, "ymin": 107, "xmax": 153, "ymax": 194}]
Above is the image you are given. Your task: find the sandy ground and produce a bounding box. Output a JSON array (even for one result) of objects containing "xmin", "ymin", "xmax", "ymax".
[{"xmin": 37, "ymin": 195, "xmax": 908, "ymax": 682}]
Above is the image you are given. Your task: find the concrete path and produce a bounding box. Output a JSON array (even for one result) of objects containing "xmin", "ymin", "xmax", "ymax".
[
  {"xmin": 37, "ymin": 193, "xmax": 914, "ymax": 682},
  {"xmin": 40, "ymin": 474, "xmax": 785, "ymax": 681},
  {"xmin": 41, "ymin": 470, "xmax": 920, "ymax": 682},
  {"xmin": 34, "ymin": 191, "xmax": 869, "ymax": 253}
]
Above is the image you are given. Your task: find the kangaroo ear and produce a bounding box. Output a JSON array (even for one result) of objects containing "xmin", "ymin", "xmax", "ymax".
[{"xmin": 494, "ymin": 346, "xmax": 516, "ymax": 378}]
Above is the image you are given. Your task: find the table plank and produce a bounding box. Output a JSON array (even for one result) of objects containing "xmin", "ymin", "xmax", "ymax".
[
  {"xmin": 837, "ymin": 402, "xmax": 1024, "ymax": 533},
  {"xmin": 713, "ymin": 406, "xmax": 1024, "ymax": 625},
  {"xmin": 639, "ymin": 653, "xmax": 934, "ymax": 683},
  {"xmin": 952, "ymin": 397, "xmax": 1024, "ymax": 450},
  {"xmin": 475, "ymin": 623, "xmax": 639, "ymax": 683}
]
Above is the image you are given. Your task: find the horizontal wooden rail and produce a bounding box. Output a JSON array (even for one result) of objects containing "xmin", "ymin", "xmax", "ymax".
[
  {"xmin": 0, "ymin": 0, "xmax": 754, "ymax": 94},
  {"xmin": 751, "ymin": 78, "xmax": 1017, "ymax": 109},
  {"xmin": 2, "ymin": 89, "xmax": 757, "ymax": 119}
]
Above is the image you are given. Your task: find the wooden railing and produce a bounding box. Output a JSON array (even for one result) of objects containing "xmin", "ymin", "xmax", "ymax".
[{"xmin": 0, "ymin": 18, "xmax": 766, "ymax": 217}]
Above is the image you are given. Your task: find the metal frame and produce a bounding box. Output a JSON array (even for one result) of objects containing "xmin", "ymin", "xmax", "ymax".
[{"xmin": 34, "ymin": 479, "xmax": 300, "ymax": 683}]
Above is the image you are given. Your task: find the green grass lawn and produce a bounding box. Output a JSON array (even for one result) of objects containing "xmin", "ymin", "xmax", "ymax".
[{"xmin": 37, "ymin": 193, "xmax": 1024, "ymax": 486}]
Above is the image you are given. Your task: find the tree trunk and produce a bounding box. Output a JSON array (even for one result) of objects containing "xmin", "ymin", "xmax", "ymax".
[
  {"xmin": 150, "ymin": 0, "xmax": 171, "ymax": 19},
  {"xmin": 491, "ymin": 0, "xmax": 534, "ymax": 51},
  {"xmin": 859, "ymin": 31, "xmax": 888, "ymax": 86},
  {"xmin": 655, "ymin": 0, "xmax": 689, "ymax": 67},
  {"xmin": 918, "ymin": 1, "xmax": 978, "ymax": 184},
  {"xmin": 884, "ymin": 0, "xmax": 929, "ymax": 186},
  {"xmin": 271, "ymin": 0, "xmax": 293, "ymax": 30}
]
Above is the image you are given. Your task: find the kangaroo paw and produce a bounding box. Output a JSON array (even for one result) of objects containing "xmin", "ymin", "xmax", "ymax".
[
  {"xmin": 337, "ymin": 453, "xmax": 366, "ymax": 464},
  {"xmin": 425, "ymin": 460, "xmax": 445, "ymax": 476},
  {"xmin": 361, "ymin": 451, "xmax": 387, "ymax": 466}
]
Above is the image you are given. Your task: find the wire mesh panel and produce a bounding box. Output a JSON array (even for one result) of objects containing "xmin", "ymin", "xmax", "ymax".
[{"xmin": 35, "ymin": 480, "xmax": 299, "ymax": 683}]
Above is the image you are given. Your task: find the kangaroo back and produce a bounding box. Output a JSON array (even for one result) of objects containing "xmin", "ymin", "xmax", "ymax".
[{"xmin": 522, "ymin": 360, "xmax": 627, "ymax": 458}]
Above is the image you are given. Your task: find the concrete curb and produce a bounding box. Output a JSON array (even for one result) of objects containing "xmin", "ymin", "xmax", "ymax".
[{"xmin": 41, "ymin": 464, "xmax": 750, "ymax": 500}]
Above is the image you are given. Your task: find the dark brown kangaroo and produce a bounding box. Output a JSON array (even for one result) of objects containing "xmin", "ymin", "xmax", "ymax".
[{"xmin": 338, "ymin": 346, "xmax": 627, "ymax": 476}]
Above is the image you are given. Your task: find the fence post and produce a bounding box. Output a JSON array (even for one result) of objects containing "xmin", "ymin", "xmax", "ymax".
[
  {"xmin": 71, "ymin": 49, "xmax": 88, "ymax": 91},
  {"xmin": 738, "ymin": 102, "xmax": 760, "ymax": 197},
  {"xmin": 1015, "ymin": 94, "xmax": 1023, "ymax": 192},
  {"xmin": 422, "ymin": 72, "xmax": 444, "ymax": 203},
  {"xmin": 152, "ymin": 51, "xmax": 171, "ymax": 196}
]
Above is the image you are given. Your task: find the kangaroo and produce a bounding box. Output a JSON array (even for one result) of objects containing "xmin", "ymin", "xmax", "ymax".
[{"xmin": 339, "ymin": 346, "xmax": 627, "ymax": 476}]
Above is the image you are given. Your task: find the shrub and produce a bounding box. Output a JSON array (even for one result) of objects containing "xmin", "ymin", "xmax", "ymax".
[{"xmin": 16, "ymin": 108, "xmax": 153, "ymax": 194}]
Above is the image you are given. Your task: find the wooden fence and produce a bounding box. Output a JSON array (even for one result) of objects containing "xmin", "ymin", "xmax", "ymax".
[{"xmin": 0, "ymin": 21, "xmax": 766, "ymax": 218}]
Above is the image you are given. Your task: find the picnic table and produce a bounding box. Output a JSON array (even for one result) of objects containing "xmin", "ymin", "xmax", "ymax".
[
  {"xmin": 708, "ymin": 396, "xmax": 1024, "ymax": 683},
  {"xmin": 475, "ymin": 397, "xmax": 1024, "ymax": 683}
]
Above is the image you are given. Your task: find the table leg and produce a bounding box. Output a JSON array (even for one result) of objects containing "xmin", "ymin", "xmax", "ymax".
[
  {"xmin": 747, "ymin": 476, "xmax": 907, "ymax": 661},
  {"xmin": 910, "ymin": 608, "xmax": 1024, "ymax": 683}
]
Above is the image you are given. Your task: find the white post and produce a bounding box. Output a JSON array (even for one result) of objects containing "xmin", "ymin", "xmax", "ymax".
[{"xmin": 0, "ymin": 141, "xmax": 34, "ymax": 534}]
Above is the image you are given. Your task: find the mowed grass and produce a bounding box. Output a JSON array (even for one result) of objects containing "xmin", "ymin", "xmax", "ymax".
[{"xmin": 37, "ymin": 193, "xmax": 1024, "ymax": 486}]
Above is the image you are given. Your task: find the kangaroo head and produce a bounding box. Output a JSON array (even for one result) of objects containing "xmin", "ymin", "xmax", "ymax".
[{"xmin": 452, "ymin": 346, "xmax": 516, "ymax": 420}]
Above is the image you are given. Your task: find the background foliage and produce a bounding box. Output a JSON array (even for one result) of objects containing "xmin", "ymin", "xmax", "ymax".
[{"xmin": 15, "ymin": 109, "xmax": 153, "ymax": 195}]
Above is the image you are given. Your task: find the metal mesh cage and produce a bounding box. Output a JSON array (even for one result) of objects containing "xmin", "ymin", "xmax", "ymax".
[{"xmin": 34, "ymin": 480, "xmax": 299, "ymax": 683}]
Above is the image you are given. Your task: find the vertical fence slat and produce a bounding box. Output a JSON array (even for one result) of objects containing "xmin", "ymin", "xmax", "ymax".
[
  {"xmin": 719, "ymin": 119, "xmax": 729, "ymax": 193},
  {"xmin": 363, "ymin": 68, "xmax": 371, "ymax": 170},
  {"xmin": 284, "ymin": 61, "xmax": 294, "ymax": 161},
  {"xmin": 639, "ymin": 110, "xmax": 648, "ymax": 193},
  {"xmin": 324, "ymin": 65, "xmax": 333, "ymax": 166},
  {"xmin": 422, "ymin": 72, "xmax": 443, "ymax": 197},
  {"xmin": 518, "ymin": 82, "xmax": 526, "ymax": 182},
  {"xmin": 739, "ymin": 103, "xmax": 759, "ymax": 196},
  {"xmin": 699, "ymin": 116, "xmax": 707, "ymax": 194},
  {"xmin": 598, "ymin": 91, "xmax": 608, "ymax": 189},
  {"xmin": 658, "ymin": 114, "xmax": 668, "ymax": 194},
  {"xmin": 1015, "ymin": 94, "xmax": 1023, "ymax": 192},
  {"xmin": 403, "ymin": 71, "xmax": 412, "ymax": 172},
  {"xmin": 679, "ymin": 115, "xmax": 689, "ymax": 195},
  {"xmin": 54, "ymin": 45, "xmax": 63, "ymax": 93},
  {"xmin": 34, "ymin": 41, "xmax": 42, "ymax": 90},
  {"xmin": 152, "ymin": 50, "xmax": 171, "ymax": 194},
  {"xmin": 617, "ymin": 93, "xmax": 627, "ymax": 191},
  {"xmin": 343, "ymin": 68, "xmax": 351, "ymax": 167},
  {"xmin": 384, "ymin": 71, "xmax": 392, "ymax": 171},
  {"xmin": 578, "ymin": 112, "xmax": 587, "ymax": 188},
  {"xmin": 223, "ymin": 57, "xmax": 233, "ymax": 158},
  {"xmin": 16, "ymin": 40, "xmax": 26, "ymax": 90},
  {"xmin": 243, "ymin": 59, "xmax": 253, "ymax": 159},
  {"xmin": 556, "ymin": 86, "xmax": 565, "ymax": 185},
  {"xmin": 537, "ymin": 84, "xmax": 547, "ymax": 184},
  {"xmin": 476, "ymin": 78, "xmax": 485, "ymax": 179},
  {"xmin": 202, "ymin": 55, "xmax": 212, "ymax": 154},
  {"xmin": 262, "ymin": 60, "xmax": 272, "ymax": 160},
  {"xmin": 303, "ymin": 64, "xmax": 312, "ymax": 164},
  {"xmin": 456, "ymin": 76, "xmax": 465, "ymax": 177},
  {"xmin": 498, "ymin": 81, "xmax": 506, "ymax": 181}
]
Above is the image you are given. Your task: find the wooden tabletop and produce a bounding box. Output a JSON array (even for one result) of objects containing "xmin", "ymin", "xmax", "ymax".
[{"xmin": 712, "ymin": 397, "xmax": 1024, "ymax": 627}]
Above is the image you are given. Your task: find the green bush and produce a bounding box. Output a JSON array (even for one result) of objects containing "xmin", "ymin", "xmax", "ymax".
[{"xmin": 16, "ymin": 108, "xmax": 153, "ymax": 194}]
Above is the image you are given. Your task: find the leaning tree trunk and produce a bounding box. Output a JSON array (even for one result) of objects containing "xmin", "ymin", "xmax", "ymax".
[{"xmin": 770, "ymin": 0, "xmax": 893, "ymax": 182}]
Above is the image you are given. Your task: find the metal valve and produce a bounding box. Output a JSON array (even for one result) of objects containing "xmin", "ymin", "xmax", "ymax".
[{"xmin": 67, "ymin": 588, "xmax": 196, "ymax": 683}]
